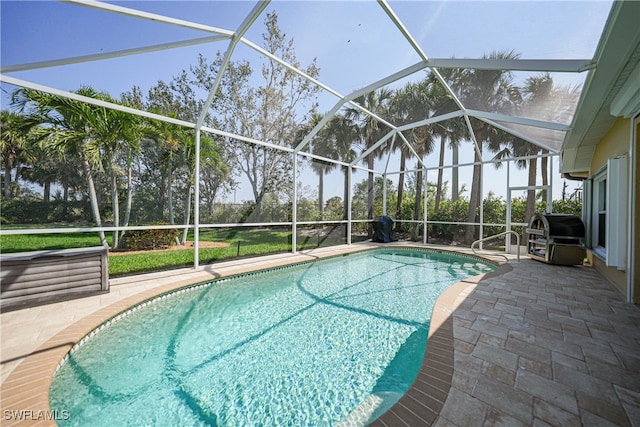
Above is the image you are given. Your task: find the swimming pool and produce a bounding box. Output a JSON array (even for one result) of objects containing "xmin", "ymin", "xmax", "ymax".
[{"xmin": 49, "ymin": 248, "xmax": 496, "ymax": 426}]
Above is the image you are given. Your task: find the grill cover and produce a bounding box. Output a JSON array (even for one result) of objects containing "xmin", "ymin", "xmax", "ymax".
[{"xmin": 371, "ymin": 216, "xmax": 396, "ymax": 243}]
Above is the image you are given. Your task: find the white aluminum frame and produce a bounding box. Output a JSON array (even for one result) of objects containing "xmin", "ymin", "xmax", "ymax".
[{"xmin": 0, "ymin": 0, "xmax": 594, "ymax": 268}]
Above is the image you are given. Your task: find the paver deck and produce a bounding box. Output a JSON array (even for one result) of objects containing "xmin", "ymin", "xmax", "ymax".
[
  {"xmin": 2, "ymin": 242, "xmax": 639, "ymax": 426},
  {"xmin": 430, "ymin": 257, "xmax": 639, "ymax": 426}
]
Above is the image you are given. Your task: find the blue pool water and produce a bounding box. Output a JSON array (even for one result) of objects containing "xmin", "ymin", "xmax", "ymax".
[{"xmin": 49, "ymin": 248, "xmax": 495, "ymax": 426}]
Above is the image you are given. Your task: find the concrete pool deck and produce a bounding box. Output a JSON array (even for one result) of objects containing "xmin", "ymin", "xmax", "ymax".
[{"xmin": 1, "ymin": 242, "xmax": 639, "ymax": 425}]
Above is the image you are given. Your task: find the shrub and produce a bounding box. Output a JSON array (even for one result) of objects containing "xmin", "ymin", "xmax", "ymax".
[
  {"xmin": 430, "ymin": 198, "xmax": 469, "ymax": 241},
  {"xmin": 0, "ymin": 199, "xmax": 90, "ymax": 224},
  {"xmin": 122, "ymin": 227, "xmax": 179, "ymax": 250},
  {"xmin": 550, "ymin": 199, "xmax": 582, "ymax": 217}
]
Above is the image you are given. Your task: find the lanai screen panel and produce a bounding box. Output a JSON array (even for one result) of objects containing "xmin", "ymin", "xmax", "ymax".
[
  {"xmin": 0, "ymin": 0, "xmax": 615, "ymax": 212},
  {"xmin": 0, "ymin": 1, "xmax": 246, "ymax": 109},
  {"xmin": 385, "ymin": 0, "xmax": 611, "ymax": 152}
]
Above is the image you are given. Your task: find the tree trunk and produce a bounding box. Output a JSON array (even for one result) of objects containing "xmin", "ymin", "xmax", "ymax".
[
  {"xmin": 110, "ymin": 169, "xmax": 120, "ymax": 250},
  {"xmin": 524, "ymin": 157, "xmax": 537, "ymax": 245},
  {"xmin": 435, "ymin": 134, "xmax": 446, "ymax": 213},
  {"xmin": 43, "ymin": 181, "xmax": 51, "ymax": 202},
  {"xmin": 464, "ymin": 148, "xmax": 482, "ymax": 245},
  {"xmin": 4, "ymin": 164, "xmax": 12, "ymax": 199},
  {"xmin": 81, "ymin": 151, "xmax": 107, "ymax": 247},
  {"xmin": 318, "ymin": 170, "xmax": 324, "ymax": 218},
  {"xmin": 540, "ymin": 150, "xmax": 548, "ymax": 206},
  {"xmin": 254, "ymin": 190, "xmax": 264, "ymax": 221},
  {"xmin": 412, "ymin": 168, "xmax": 423, "ymax": 241},
  {"xmin": 168, "ymin": 168, "xmax": 175, "ymax": 224},
  {"xmin": 181, "ymin": 182, "xmax": 192, "ymax": 245},
  {"xmin": 343, "ymin": 168, "xmax": 349, "ymax": 221},
  {"xmin": 395, "ymin": 151, "xmax": 406, "ymax": 230},
  {"xmin": 452, "ymin": 144, "xmax": 459, "ymax": 202},
  {"xmin": 119, "ymin": 156, "xmax": 134, "ymax": 249},
  {"xmin": 367, "ymin": 154, "xmax": 375, "ymax": 221}
]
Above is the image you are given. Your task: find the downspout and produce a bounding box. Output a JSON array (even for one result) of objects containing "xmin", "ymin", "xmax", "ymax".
[{"xmin": 628, "ymin": 115, "xmax": 638, "ymax": 303}]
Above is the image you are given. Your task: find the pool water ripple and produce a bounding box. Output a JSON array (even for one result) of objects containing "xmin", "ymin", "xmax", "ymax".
[{"xmin": 50, "ymin": 249, "xmax": 495, "ymax": 426}]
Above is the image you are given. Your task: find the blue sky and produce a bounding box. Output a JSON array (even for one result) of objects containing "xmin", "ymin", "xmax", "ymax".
[
  {"xmin": 2, "ymin": 1, "xmax": 612, "ymax": 102},
  {"xmin": 0, "ymin": 0, "xmax": 613, "ymax": 206}
]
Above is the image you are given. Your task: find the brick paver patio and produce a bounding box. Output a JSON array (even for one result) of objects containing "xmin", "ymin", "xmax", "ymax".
[{"xmin": 439, "ymin": 259, "xmax": 640, "ymax": 426}]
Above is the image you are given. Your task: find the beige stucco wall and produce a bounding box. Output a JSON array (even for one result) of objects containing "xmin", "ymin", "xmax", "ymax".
[
  {"xmin": 588, "ymin": 117, "xmax": 631, "ymax": 298},
  {"xmin": 590, "ymin": 117, "xmax": 630, "ymax": 174}
]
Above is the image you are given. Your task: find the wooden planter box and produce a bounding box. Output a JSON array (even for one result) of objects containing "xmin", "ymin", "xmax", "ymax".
[{"xmin": 1, "ymin": 246, "xmax": 109, "ymax": 311}]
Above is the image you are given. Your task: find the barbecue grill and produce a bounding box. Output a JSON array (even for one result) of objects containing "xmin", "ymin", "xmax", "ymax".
[{"xmin": 526, "ymin": 213, "xmax": 586, "ymax": 265}]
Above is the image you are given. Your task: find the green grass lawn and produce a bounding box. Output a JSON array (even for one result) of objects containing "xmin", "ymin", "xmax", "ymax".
[{"xmin": 0, "ymin": 227, "xmax": 351, "ymax": 277}]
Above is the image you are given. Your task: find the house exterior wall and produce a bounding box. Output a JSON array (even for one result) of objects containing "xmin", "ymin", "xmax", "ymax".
[
  {"xmin": 588, "ymin": 117, "xmax": 631, "ymax": 298},
  {"xmin": 590, "ymin": 118, "xmax": 630, "ymax": 173},
  {"xmin": 587, "ymin": 254, "xmax": 627, "ymax": 296}
]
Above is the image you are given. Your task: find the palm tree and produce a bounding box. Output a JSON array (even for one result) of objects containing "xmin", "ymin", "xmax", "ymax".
[
  {"xmin": 310, "ymin": 143, "xmax": 337, "ymax": 219},
  {"xmin": 109, "ymin": 96, "xmax": 145, "ymax": 246},
  {"xmin": 176, "ymin": 130, "xmax": 224, "ymax": 245},
  {"xmin": 18, "ymin": 120, "xmax": 86, "ymax": 203},
  {"xmin": 388, "ymin": 84, "xmax": 414, "ymax": 226},
  {"xmin": 520, "ymin": 73, "xmax": 581, "ymax": 205},
  {"xmin": 491, "ymin": 134, "xmax": 536, "ymax": 230},
  {"xmin": 520, "ymin": 73, "xmax": 554, "ymax": 217},
  {"xmin": 409, "ymin": 125, "xmax": 435, "ymax": 240},
  {"xmin": 445, "ymin": 50, "xmax": 523, "ymax": 244},
  {"xmin": 297, "ymin": 112, "xmax": 337, "ymax": 218},
  {"xmin": 12, "ymin": 88, "xmax": 108, "ymax": 246},
  {"xmin": 492, "ymin": 73, "xmax": 581, "ymax": 235},
  {"xmin": 76, "ymin": 88, "xmax": 140, "ymax": 249},
  {"xmin": 390, "ymin": 80, "xmax": 436, "ymax": 239},
  {"xmin": 345, "ymin": 89, "xmax": 393, "ymax": 222},
  {"xmin": 393, "ymin": 138, "xmax": 413, "ymax": 227},
  {"xmin": 21, "ymin": 142, "xmax": 58, "ymax": 202},
  {"xmin": 142, "ymin": 112, "xmax": 184, "ymax": 227},
  {"xmin": 424, "ymin": 71, "xmax": 466, "ymax": 213},
  {"xmin": 0, "ymin": 110, "xmax": 34, "ymax": 199},
  {"xmin": 15, "ymin": 87, "xmax": 141, "ymax": 248},
  {"xmin": 324, "ymin": 114, "xmax": 359, "ymax": 220},
  {"xmin": 139, "ymin": 113, "xmax": 227, "ymax": 245}
]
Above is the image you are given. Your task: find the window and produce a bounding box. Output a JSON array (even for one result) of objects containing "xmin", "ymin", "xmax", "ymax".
[{"xmin": 591, "ymin": 169, "xmax": 607, "ymax": 256}]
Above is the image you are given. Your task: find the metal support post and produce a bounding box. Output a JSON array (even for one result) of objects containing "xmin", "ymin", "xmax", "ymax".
[{"xmin": 292, "ymin": 154, "xmax": 297, "ymax": 253}]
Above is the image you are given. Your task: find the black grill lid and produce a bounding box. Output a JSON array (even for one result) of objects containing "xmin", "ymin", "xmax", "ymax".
[{"xmin": 529, "ymin": 213, "xmax": 585, "ymax": 237}]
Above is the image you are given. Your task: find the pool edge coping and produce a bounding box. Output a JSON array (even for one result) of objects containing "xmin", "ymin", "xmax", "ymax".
[
  {"xmin": 370, "ymin": 261, "xmax": 513, "ymax": 426},
  {"xmin": 0, "ymin": 244, "xmax": 511, "ymax": 426}
]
